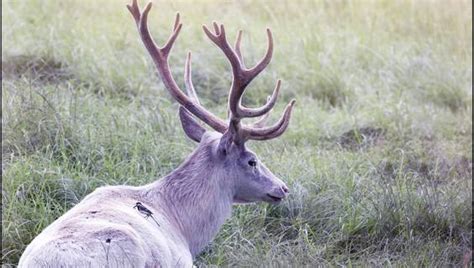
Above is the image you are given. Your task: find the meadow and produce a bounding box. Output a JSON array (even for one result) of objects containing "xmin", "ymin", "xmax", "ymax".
[{"xmin": 2, "ymin": 0, "xmax": 472, "ymax": 266}]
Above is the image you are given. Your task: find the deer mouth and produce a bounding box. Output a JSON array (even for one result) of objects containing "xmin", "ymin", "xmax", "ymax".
[{"xmin": 266, "ymin": 194, "xmax": 283, "ymax": 203}]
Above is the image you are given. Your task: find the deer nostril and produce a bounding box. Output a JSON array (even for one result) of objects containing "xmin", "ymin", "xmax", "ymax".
[{"xmin": 281, "ymin": 186, "xmax": 289, "ymax": 194}]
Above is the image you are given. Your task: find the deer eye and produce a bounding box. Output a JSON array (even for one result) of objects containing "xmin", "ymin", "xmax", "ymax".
[{"xmin": 248, "ymin": 159, "xmax": 257, "ymax": 167}]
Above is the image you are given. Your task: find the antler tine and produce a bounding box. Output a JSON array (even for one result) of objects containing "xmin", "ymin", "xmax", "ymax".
[
  {"xmin": 133, "ymin": 2, "xmax": 162, "ymax": 68},
  {"xmin": 252, "ymin": 96, "xmax": 272, "ymax": 128},
  {"xmin": 173, "ymin": 13, "xmax": 180, "ymax": 31},
  {"xmin": 184, "ymin": 52, "xmax": 200, "ymax": 104},
  {"xmin": 235, "ymin": 30, "xmax": 244, "ymax": 64},
  {"xmin": 235, "ymin": 79, "xmax": 281, "ymax": 118},
  {"xmin": 126, "ymin": 0, "xmax": 140, "ymax": 25},
  {"xmin": 161, "ymin": 14, "xmax": 182, "ymax": 56},
  {"xmin": 127, "ymin": 1, "xmax": 228, "ymax": 133},
  {"xmin": 245, "ymin": 28, "xmax": 273, "ymax": 78},
  {"xmin": 213, "ymin": 22, "xmax": 220, "ymax": 35},
  {"xmin": 244, "ymin": 99, "xmax": 296, "ymax": 140}
]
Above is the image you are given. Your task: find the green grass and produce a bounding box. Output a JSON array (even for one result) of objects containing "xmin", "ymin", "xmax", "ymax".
[{"xmin": 2, "ymin": 0, "xmax": 472, "ymax": 267}]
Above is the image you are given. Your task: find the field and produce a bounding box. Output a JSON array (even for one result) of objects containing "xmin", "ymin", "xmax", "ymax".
[{"xmin": 2, "ymin": 0, "xmax": 472, "ymax": 266}]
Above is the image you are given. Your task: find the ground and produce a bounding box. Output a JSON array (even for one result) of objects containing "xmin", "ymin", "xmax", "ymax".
[{"xmin": 2, "ymin": 0, "xmax": 472, "ymax": 267}]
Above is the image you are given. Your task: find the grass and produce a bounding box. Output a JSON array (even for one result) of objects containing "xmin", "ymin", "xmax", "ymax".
[{"xmin": 2, "ymin": 0, "xmax": 472, "ymax": 266}]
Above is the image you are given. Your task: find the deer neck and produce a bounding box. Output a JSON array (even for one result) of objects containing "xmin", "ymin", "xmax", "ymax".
[{"xmin": 143, "ymin": 148, "xmax": 234, "ymax": 257}]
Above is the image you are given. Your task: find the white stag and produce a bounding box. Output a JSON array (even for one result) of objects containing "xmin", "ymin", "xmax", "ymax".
[{"xmin": 18, "ymin": 1, "xmax": 296, "ymax": 267}]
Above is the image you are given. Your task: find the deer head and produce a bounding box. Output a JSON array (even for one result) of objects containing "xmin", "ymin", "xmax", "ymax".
[{"xmin": 127, "ymin": 0, "xmax": 295, "ymax": 204}]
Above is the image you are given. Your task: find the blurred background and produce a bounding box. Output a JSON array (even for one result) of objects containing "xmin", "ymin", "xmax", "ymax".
[{"xmin": 2, "ymin": 0, "xmax": 472, "ymax": 266}]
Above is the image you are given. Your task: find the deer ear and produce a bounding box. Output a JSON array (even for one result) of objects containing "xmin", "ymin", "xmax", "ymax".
[{"xmin": 178, "ymin": 106, "xmax": 205, "ymax": 142}]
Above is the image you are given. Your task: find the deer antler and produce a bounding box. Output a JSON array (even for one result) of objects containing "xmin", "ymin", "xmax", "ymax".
[
  {"xmin": 127, "ymin": 0, "xmax": 295, "ymax": 143},
  {"xmin": 202, "ymin": 25, "xmax": 281, "ymax": 119},
  {"xmin": 127, "ymin": 0, "xmax": 227, "ymax": 133}
]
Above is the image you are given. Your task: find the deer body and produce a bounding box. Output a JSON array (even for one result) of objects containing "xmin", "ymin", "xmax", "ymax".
[
  {"xmin": 18, "ymin": 186, "xmax": 193, "ymax": 267},
  {"xmin": 19, "ymin": 1, "xmax": 296, "ymax": 267},
  {"xmin": 19, "ymin": 135, "xmax": 237, "ymax": 267}
]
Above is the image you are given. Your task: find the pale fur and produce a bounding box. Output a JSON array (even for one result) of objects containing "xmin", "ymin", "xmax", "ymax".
[{"xmin": 18, "ymin": 132, "xmax": 288, "ymax": 267}]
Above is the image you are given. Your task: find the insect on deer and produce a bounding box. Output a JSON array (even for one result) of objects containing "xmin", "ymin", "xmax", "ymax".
[{"xmin": 18, "ymin": 1, "xmax": 296, "ymax": 267}]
